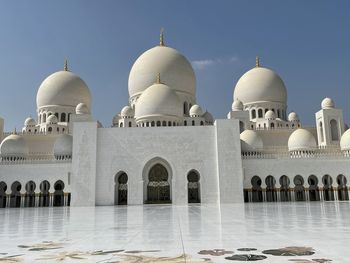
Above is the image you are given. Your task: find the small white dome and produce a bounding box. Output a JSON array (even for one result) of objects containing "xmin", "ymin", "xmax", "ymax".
[
  {"xmin": 46, "ymin": 115, "xmax": 58, "ymax": 124},
  {"xmin": 233, "ymin": 66, "xmax": 287, "ymax": 105},
  {"xmin": 321, "ymin": 97, "xmax": 335, "ymax": 109},
  {"xmin": 288, "ymin": 112, "xmax": 299, "ymax": 122},
  {"xmin": 135, "ymin": 83, "xmax": 182, "ymax": 120},
  {"xmin": 265, "ymin": 110, "xmax": 275, "ymax": 120},
  {"xmin": 76, "ymin": 103, "xmax": 90, "ymax": 114},
  {"xmin": 36, "ymin": 70, "xmax": 91, "ymax": 110},
  {"xmin": 0, "ymin": 134, "xmax": 29, "ymax": 157},
  {"xmin": 128, "ymin": 45, "xmax": 196, "ymax": 99},
  {"xmin": 340, "ymin": 129, "xmax": 350, "ymax": 151},
  {"xmin": 120, "ymin": 106, "xmax": 134, "ymax": 118},
  {"xmin": 240, "ymin": 130, "xmax": 263, "ymax": 152},
  {"xmin": 288, "ymin": 128, "xmax": 317, "ymax": 151},
  {"xmin": 189, "ymin": 104, "xmax": 203, "ymax": 117},
  {"xmin": 24, "ymin": 117, "xmax": 36, "ymax": 126},
  {"xmin": 232, "ymin": 99, "xmax": 243, "ymax": 111},
  {"xmin": 203, "ymin": 111, "xmax": 214, "ymax": 124},
  {"xmin": 53, "ymin": 134, "xmax": 73, "ymax": 157}
]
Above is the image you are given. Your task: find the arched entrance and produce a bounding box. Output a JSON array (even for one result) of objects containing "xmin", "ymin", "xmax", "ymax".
[
  {"xmin": 279, "ymin": 175, "xmax": 291, "ymax": 201},
  {"xmin": 294, "ymin": 175, "xmax": 306, "ymax": 201},
  {"xmin": 0, "ymin": 182, "xmax": 7, "ymax": 208},
  {"xmin": 265, "ymin": 175, "xmax": 277, "ymax": 202},
  {"xmin": 146, "ymin": 163, "xmax": 171, "ymax": 204},
  {"xmin": 39, "ymin": 180, "xmax": 50, "ymax": 207},
  {"xmin": 25, "ymin": 181, "xmax": 36, "ymax": 207},
  {"xmin": 308, "ymin": 175, "xmax": 320, "ymax": 201},
  {"xmin": 10, "ymin": 181, "xmax": 22, "ymax": 208},
  {"xmin": 187, "ymin": 170, "xmax": 200, "ymax": 203},
  {"xmin": 53, "ymin": 180, "xmax": 65, "ymax": 206},
  {"xmin": 322, "ymin": 175, "xmax": 334, "ymax": 201},
  {"xmin": 251, "ymin": 176, "xmax": 263, "ymax": 202},
  {"xmin": 115, "ymin": 172, "xmax": 128, "ymax": 205},
  {"xmin": 337, "ymin": 174, "xmax": 349, "ymax": 201}
]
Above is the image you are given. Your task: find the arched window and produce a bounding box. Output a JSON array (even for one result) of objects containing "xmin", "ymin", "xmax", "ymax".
[
  {"xmin": 25, "ymin": 181, "xmax": 36, "ymax": 207},
  {"xmin": 265, "ymin": 176, "xmax": 277, "ymax": 202},
  {"xmin": 308, "ymin": 175, "xmax": 320, "ymax": 201},
  {"xmin": 200, "ymin": 121, "xmax": 204, "ymax": 126},
  {"xmin": 10, "ymin": 181, "xmax": 22, "ymax": 208},
  {"xmin": 322, "ymin": 174, "xmax": 334, "ymax": 201},
  {"xmin": 39, "ymin": 181, "xmax": 50, "ymax": 207},
  {"xmin": 48, "ymin": 127, "xmax": 52, "ymax": 133},
  {"xmin": 168, "ymin": 121, "xmax": 172, "ymax": 126},
  {"xmin": 330, "ymin": 119, "xmax": 339, "ymax": 141},
  {"xmin": 68, "ymin": 113, "xmax": 71, "ymax": 122},
  {"xmin": 279, "ymin": 175, "xmax": 291, "ymax": 201},
  {"xmin": 319, "ymin": 122, "xmax": 324, "ymax": 143},
  {"xmin": 251, "ymin": 176, "xmax": 263, "ymax": 202},
  {"xmin": 115, "ymin": 172, "xmax": 128, "ymax": 205},
  {"xmin": 151, "ymin": 121, "xmax": 155, "ymax": 127},
  {"xmin": 187, "ymin": 170, "xmax": 200, "ymax": 203},
  {"xmin": 277, "ymin": 109, "xmax": 280, "ymax": 118},
  {"xmin": 128, "ymin": 122, "xmax": 132, "ymax": 127},
  {"xmin": 156, "ymin": 121, "xmax": 161, "ymax": 127},
  {"xmin": 258, "ymin": 109, "xmax": 263, "ymax": 118},
  {"xmin": 0, "ymin": 182, "xmax": 7, "ymax": 208},
  {"xmin": 294, "ymin": 175, "xmax": 305, "ymax": 201},
  {"xmin": 265, "ymin": 108, "xmax": 268, "ymax": 113},
  {"xmin": 53, "ymin": 180, "xmax": 65, "ymax": 206},
  {"xmin": 54, "ymin": 112, "xmax": 59, "ymax": 119},
  {"xmin": 184, "ymin": 120, "xmax": 187, "ymax": 126},
  {"xmin": 337, "ymin": 174, "xmax": 349, "ymax": 201},
  {"xmin": 61, "ymin": 113, "xmax": 66, "ymax": 122},
  {"xmin": 162, "ymin": 121, "xmax": 166, "ymax": 126},
  {"xmin": 251, "ymin": 109, "xmax": 256, "ymax": 119},
  {"xmin": 147, "ymin": 164, "xmax": 170, "ymax": 204},
  {"xmin": 120, "ymin": 122, "xmax": 123, "ymax": 128},
  {"xmin": 183, "ymin": 102, "xmax": 188, "ymax": 115},
  {"xmin": 239, "ymin": 121, "xmax": 244, "ymax": 133},
  {"xmin": 270, "ymin": 123, "xmax": 275, "ymax": 128},
  {"xmin": 43, "ymin": 113, "xmax": 47, "ymax": 123}
]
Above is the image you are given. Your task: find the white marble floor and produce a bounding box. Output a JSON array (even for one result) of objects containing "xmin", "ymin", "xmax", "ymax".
[{"xmin": 0, "ymin": 202, "xmax": 349, "ymax": 262}]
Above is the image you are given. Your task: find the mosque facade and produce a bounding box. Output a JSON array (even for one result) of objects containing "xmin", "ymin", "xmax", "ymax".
[{"xmin": 0, "ymin": 32, "xmax": 350, "ymax": 208}]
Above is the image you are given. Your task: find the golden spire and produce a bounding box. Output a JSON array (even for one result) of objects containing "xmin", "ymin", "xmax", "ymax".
[
  {"xmin": 159, "ymin": 28, "xmax": 164, "ymax": 46},
  {"xmin": 64, "ymin": 58, "xmax": 68, "ymax": 71},
  {"xmin": 156, "ymin": 73, "xmax": 161, "ymax": 84},
  {"xmin": 255, "ymin": 55, "xmax": 260, "ymax": 67}
]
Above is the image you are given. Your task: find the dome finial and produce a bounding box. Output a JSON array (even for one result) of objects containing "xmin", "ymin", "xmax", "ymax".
[
  {"xmin": 255, "ymin": 55, "xmax": 260, "ymax": 67},
  {"xmin": 64, "ymin": 58, "xmax": 68, "ymax": 71},
  {"xmin": 159, "ymin": 28, "xmax": 165, "ymax": 46},
  {"xmin": 156, "ymin": 73, "xmax": 162, "ymax": 84}
]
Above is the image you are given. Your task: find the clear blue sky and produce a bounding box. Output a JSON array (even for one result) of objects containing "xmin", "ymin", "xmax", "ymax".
[{"xmin": 0, "ymin": 1, "xmax": 349, "ymax": 130}]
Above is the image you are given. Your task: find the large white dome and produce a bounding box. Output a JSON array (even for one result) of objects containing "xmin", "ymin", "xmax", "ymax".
[
  {"xmin": 0, "ymin": 134, "xmax": 29, "ymax": 158},
  {"xmin": 36, "ymin": 70, "xmax": 91, "ymax": 110},
  {"xmin": 233, "ymin": 66, "xmax": 287, "ymax": 105},
  {"xmin": 288, "ymin": 129, "xmax": 317, "ymax": 151},
  {"xmin": 128, "ymin": 46, "xmax": 196, "ymax": 99},
  {"xmin": 135, "ymin": 83, "xmax": 182, "ymax": 120},
  {"xmin": 340, "ymin": 129, "xmax": 350, "ymax": 151},
  {"xmin": 240, "ymin": 130, "xmax": 263, "ymax": 152}
]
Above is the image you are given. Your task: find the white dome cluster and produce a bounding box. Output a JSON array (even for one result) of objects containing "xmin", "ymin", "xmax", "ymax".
[
  {"xmin": 340, "ymin": 129, "xmax": 350, "ymax": 151},
  {"xmin": 321, "ymin": 97, "xmax": 335, "ymax": 109},
  {"xmin": 288, "ymin": 112, "xmax": 299, "ymax": 122},
  {"xmin": 37, "ymin": 70, "xmax": 91, "ymax": 110},
  {"xmin": 24, "ymin": 117, "xmax": 36, "ymax": 127},
  {"xmin": 0, "ymin": 134, "xmax": 29, "ymax": 160},
  {"xmin": 135, "ymin": 82, "xmax": 182, "ymax": 122},
  {"xmin": 233, "ymin": 66, "xmax": 287, "ymax": 106},
  {"xmin": 120, "ymin": 106, "xmax": 134, "ymax": 118},
  {"xmin": 288, "ymin": 129, "xmax": 317, "ymax": 152},
  {"xmin": 46, "ymin": 115, "xmax": 58, "ymax": 124},
  {"xmin": 128, "ymin": 46, "xmax": 196, "ymax": 100},
  {"xmin": 240, "ymin": 130, "xmax": 263, "ymax": 152},
  {"xmin": 265, "ymin": 110, "xmax": 275, "ymax": 120},
  {"xmin": 232, "ymin": 99, "xmax": 243, "ymax": 111},
  {"xmin": 189, "ymin": 104, "xmax": 203, "ymax": 117},
  {"xmin": 76, "ymin": 103, "xmax": 90, "ymax": 115}
]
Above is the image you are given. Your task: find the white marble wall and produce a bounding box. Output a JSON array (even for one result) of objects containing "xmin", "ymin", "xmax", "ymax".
[{"xmin": 69, "ymin": 119, "xmax": 244, "ymax": 206}]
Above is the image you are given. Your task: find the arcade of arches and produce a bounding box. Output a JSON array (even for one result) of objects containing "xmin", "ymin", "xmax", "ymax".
[
  {"xmin": 244, "ymin": 174, "xmax": 349, "ymax": 202},
  {"xmin": 0, "ymin": 180, "xmax": 70, "ymax": 208},
  {"xmin": 113, "ymin": 166, "xmax": 201, "ymax": 205}
]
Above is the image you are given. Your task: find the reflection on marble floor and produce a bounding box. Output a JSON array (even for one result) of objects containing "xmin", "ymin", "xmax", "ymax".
[{"xmin": 0, "ymin": 202, "xmax": 349, "ymax": 262}]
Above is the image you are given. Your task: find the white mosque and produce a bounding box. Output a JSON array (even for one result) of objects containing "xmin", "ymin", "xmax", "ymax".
[{"xmin": 0, "ymin": 31, "xmax": 349, "ymax": 208}]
